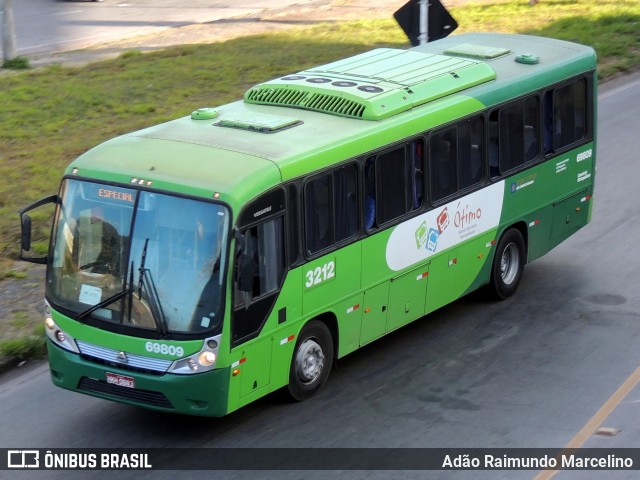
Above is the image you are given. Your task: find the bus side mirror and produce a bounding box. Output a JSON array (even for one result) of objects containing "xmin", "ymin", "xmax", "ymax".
[{"xmin": 18, "ymin": 194, "xmax": 59, "ymax": 264}]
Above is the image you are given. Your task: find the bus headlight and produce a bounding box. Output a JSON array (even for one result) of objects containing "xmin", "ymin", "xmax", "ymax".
[
  {"xmin": 44, "ymin": 317, "xmax": 79, "ymax": 354},
  {"xmin": 168, "ymin": 334, "xmax": 221, "ymax": 375},
  {"xmin": 198, "ymin": 351, "xmax": 216, "ymax": 366}
]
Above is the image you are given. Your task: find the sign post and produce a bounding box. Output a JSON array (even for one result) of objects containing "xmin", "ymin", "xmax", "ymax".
[
  {"xmin": 418, "ymin": 0, "xmax": 428, "ymax": 46},
  {"xmin": 394, "ymin": 0, "xmax": 458, "ymax": 46},
  {"xmin": 0, "ymin": 0, "xmax": 17, "ymax": 63}
]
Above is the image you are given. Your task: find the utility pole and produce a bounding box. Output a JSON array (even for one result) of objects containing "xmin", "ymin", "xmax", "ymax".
[
  {"xmin": 418, "ymin": 0, "xmax": 429, "ymax": 45},
  {"xmin": 0, "ymin": 0, "xmax": 17, "ymax": 63}
]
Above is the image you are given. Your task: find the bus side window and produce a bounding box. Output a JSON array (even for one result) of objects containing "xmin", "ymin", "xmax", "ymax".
[
  {"xmin": 499, "ymin": 103, "xmax": 525, "ymax": 172},
  {"xmin": 234, "ymin": 216, "xmax": 285, "ymax": 310},
  {"xmin": 364, "ymin": 141, "xmax": 422, "ymax": 231},
  {"xmin": 304, "ymin": 175, "xmax": 331, "ymax": 253},
  {"xmin": 364, "ymin": 157, "xmax": 376, "ymax": 230},
  {"xmin": 545, "ymin": 78, "xmax": 587, "ymax": 151},
  {"xmin": 543, "ymin": 91, "xmax": 554, "ymax": 154},
  {"xmin": 497, "ymin": 96, "xmax": 539, "ymax": 173},
  {"xmin": 409, "ymin": 139, "xmax": 425, "ymax": 209},
  {"xmin": 489, "ymin": 111, "xmax": 500, "ymax": 178},
  {"xmin": 524, "ymin": 96, "xmax": 540, "ymax": 161},
  {"xmin": 304, "ymin": 164, "xmax": 358, "ymax": 254},
  {"xmin": 459, "ymin": 115, "xmax": 484, "ymax": 189},
  {"xmin": 376, "ymin": 146, "xmax": 409, "ymax": 224},
  {"xmin": 429, "ymin": 127, "xmax": 457, "ymax": 202},
  {"xmin": 333, "ymin": 165, "xmax": 358, "ymax": 243},
  {"xmin": 257, "ymin": 218, "xmax": 285, "ymax": 295}
]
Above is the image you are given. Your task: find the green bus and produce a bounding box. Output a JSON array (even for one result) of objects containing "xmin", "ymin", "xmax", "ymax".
[{"xmin": 20, "ymin": 33, "xmax": 596, "ymax": 416}]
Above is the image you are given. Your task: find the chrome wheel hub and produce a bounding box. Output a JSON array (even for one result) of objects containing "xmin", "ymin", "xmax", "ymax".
[
  {"xmin": 295, "ymin": 339, "xmax": 325, "ymax": 385},
  {"xmin": 500, "ymin": 242, "xmax": 520, "ymax": 285}
]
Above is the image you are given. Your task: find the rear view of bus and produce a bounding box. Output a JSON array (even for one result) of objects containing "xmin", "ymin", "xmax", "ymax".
[{"xmin": 19, "ymin": 33, "xmax": 596, "ymax": 416}]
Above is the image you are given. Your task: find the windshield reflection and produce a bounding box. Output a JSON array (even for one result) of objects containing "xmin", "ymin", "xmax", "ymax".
[{"xmin": 48, "ymin": 180, "xmax": 229, "ymax": 336}]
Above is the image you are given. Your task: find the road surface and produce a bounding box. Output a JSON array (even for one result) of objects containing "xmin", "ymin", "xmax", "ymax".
[{"xmin": 11, "ymin": 0, "xmax": 330, "ymax": 55}]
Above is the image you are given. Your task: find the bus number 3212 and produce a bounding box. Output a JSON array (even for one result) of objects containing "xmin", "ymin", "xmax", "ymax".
[{"xmin": 305, "ymin": 261, "xmax": 336, "ymax": 288}]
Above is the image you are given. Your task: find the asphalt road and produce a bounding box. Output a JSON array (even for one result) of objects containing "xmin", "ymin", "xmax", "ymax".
[
  {"xmin": 11, "ymin": 0, "xmax": 326, "ymax": 55},
  {"xmin": 1, "ymin": 72, "xmax": 639, "ymax": 480}
]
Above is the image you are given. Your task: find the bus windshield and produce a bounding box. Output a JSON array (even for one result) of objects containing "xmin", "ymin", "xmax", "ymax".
[{"xmin": 47, "ymin": 179, "xmax": 230, "ymax": 337}]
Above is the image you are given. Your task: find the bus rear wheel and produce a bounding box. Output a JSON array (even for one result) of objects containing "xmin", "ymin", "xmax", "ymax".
[
  {"xmin": 489, "ymin": 228, "xmax": 525, "ymax": 300},
  {"xmin": 287, "ymin": 320, "xmax": 333, "ymax": 401}
]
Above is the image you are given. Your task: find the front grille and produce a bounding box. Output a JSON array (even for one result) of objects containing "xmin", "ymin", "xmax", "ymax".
[
  {"xmin": 78, "ymin": 377, "xmax": 173, "ymax": 409},
  {"xmin": 77, "ymin": 340, "xmax": 172, "ymax": 375}
]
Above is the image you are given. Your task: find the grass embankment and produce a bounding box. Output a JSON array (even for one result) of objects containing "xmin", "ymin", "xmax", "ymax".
[{"xmin": 0, "ymin": 0, "xmax": 638, "ymax": 362}]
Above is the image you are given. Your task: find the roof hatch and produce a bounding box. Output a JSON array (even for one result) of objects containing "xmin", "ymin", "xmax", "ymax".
[
  {"xmin": 216, "ymin": 112, "xmax": 301, "ymax": 133},
  {"xmin": 244, "ymin": 48, "xmax": 496, "ymax": 120},
  {"xmin": 444, "ymin": 43, "xmax": 511, "ymax": 60}
]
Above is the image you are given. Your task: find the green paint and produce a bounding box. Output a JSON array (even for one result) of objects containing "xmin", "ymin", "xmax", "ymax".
[{"xmin": 37, "ymin": 33, "xmax": 596, "ymax": 416}]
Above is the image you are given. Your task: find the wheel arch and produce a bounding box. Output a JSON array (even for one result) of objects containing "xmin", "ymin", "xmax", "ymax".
[
  {"xmin": 500, "ymin": 220, "xmax": 529, "ymax": 264},
  {"xmin": 308, "ymin": 311, "xmax": 339, "ymax": 359}
]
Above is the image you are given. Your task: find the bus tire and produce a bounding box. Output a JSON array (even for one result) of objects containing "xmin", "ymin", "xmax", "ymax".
[
  {"xmin": 287, "ymin": 320, "xmax": 333, "ymax": 401},
  {"xmin": 489, "ymin": 228, "xmax": 525, "ymax": 300}
]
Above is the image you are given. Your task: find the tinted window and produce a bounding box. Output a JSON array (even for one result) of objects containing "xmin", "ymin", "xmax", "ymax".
[
  {"xmin": 365, "ymin": 141, "xmax": 424, "ymax": 229},
  {"xmin": 497, "ymin": 97, "xmax": 539, "ymax": 173},
  {"xmin": 409, "ymin": 139, "xmax": 425, "ymax": 209},
  {"xmin": 546, "ymin": 79, "xmax": 587, "ymax": 151},
  {"xmin": 233, "ymin": 197, "xmax": 286, "ymax": 344},
  {"xmin": 430, "ymin": 116, "xmax": 484, "ymax": 201},
  {"xmin": 240, "ymin": 217, "xmax": 284, "ymax": 301},
  {"xmin": 459, "ymin": 116, "xmax": 484, "ymax": 189},
  {"xmin": 304, "ymin": 164, "xmax": 357, "ymax": 254},
  {"xmin": 377, "ymin": 147, "xmax": 409, "ymax": 224},
  {"xmin": 429, "ymin": 127, "xmax": 457, "ymax": 202}
]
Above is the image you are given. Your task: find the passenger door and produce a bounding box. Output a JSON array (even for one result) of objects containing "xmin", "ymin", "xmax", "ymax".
[{"xmin": 232, "ymin": 188, "xmax": 286, "ymax": 399}]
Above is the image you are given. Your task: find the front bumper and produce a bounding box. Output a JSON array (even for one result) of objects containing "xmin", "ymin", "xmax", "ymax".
[{"xmin": 47, "ymin": 340, "xmax": 230, "ymax": 417}]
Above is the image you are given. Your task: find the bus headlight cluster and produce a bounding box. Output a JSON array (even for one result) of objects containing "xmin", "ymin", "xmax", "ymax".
[
  {"xmin": 168, "ymin": 335, "xmax": 221, "ymax": 375},
  {"xmin": 199, "ymin": 351, "xmax": 216, "ymax": 366},
  {"xmin": 44, "ymin": 316, "xmax": 79, "ymax": 354}
]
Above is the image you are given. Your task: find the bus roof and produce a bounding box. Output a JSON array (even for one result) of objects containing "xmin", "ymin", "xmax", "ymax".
[{"xmin": 68, "ymin": 33, "xmax": 596, "ymax": 212}]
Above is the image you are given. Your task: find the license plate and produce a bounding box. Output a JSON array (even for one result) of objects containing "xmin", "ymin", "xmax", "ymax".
[{"xmin": 106, "ymin": 372, "xmax": 135, "ymax": 389}]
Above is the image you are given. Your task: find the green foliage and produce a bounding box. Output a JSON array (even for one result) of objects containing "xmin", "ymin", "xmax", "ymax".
[
  {"xmin": 0, "ymin": 258, "xmax": 27, "ymax": 280},
  {"xmin": 0, "ymin": 0, "xmax": 638, "ymax": 261},
  {"xmin": 2, "ymin": 56, "xmax": 30, "ymax": 70},
  {"xmin": 9, "ymin": 311, "xmax": 30, "ymax": 329},
  {"xmin": 0, "ymin": 310, "xmax": 46, "ymax": 365},
  {"xmin": 0, "ymin": 269, "xmax": 27, "ymax": 280},
  {"xmin": 0, "ymin": 335, "xmax": 46, "ymax": 361},
  {"xmin": 452, "ymin": 0, "xmax": 640, "ymax": 78}
]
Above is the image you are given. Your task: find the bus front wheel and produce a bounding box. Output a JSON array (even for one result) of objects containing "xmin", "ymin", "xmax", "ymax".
[
  {"xmin": 489, "ymin": 228, "xmax": 525, "ymax": 300},
  {"xmin": 287, "ymin": 320, "xmax": 333, "ymax": 401}
]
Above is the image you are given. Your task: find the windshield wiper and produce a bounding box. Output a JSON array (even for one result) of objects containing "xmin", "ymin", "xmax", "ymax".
[
  {"xmin": 137, "ymin": 238, "xmax": 168, "ymax": 336},
  {"xmin": 77, "ymin": 240, "xmax": 168, "ymax": 336},
  {"xmin": 77, "ymin": 277, "xmax": 133, "ymax": 322}
]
